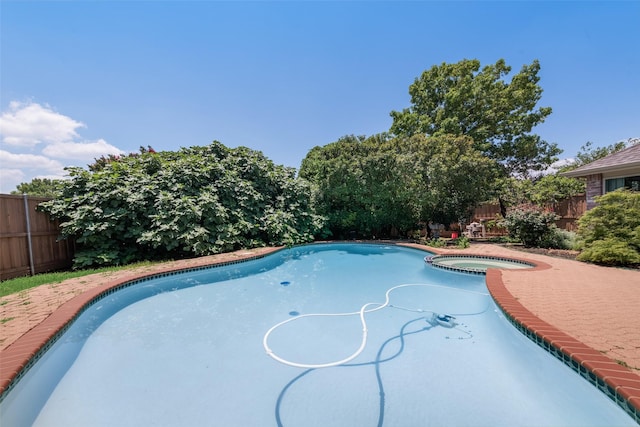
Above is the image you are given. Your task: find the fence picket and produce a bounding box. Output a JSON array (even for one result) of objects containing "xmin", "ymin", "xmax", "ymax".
[{"xmin": 0, "ymin": 195, "xmax": 74, "ymax": 281}]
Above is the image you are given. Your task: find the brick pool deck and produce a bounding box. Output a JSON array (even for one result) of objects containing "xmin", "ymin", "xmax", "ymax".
[{"xmin": 1, "ymin": 242, "xmax": 639, "ymax": 418}]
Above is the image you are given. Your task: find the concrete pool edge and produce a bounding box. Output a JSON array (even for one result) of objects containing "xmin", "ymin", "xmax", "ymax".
[{"xmin": 1, "ymin": 242, "xmax": 639, "ymax": 423}]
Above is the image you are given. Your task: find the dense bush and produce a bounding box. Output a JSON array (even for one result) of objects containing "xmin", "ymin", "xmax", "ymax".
[
  {"xmin": 540, "ymin": 229, "xmax": 578, "ymax": 250},
  {"xmin": 577, "ymin": 239, "xmax": 640, "ymax": 265},
  {"xmin": 576, "ymin": 190, "xmax": 640, "ymax": 266},
  {"xmin": 299, "ymin": 134, "xmax": 497, "ymax": 238},
  {"xmin": 39, "ymin": 142, "xmax": 326, "ymax": 268},
  {"xmin": 455, "ymin": 236, "xmax": 471, "ymax": 248},
  {"xmin": 501, "ymin": 206, "xmax": 559, "ymax": 247}
]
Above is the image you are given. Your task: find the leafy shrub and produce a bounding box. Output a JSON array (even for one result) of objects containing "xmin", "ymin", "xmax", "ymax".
[
  {"xmin": 487, "ymin": 236, "xmax": 521, "ymax": 244},
  {"xmin": 577, "ymin": 238, "xmax": 640, "ymax": 265},
  {"xmin": 425, "ymin": 238, "xmax": 446, "ymax": 248},
  {"xmin": 501, "ymin": 206, "xmax": 559, "ymax": 247},
  {"xmin": 576, "ymin": 190, "xmax": 640, "ymax": 266},
  {"xmin": 540, "ymin": 229, "xmax": 578, "ymax": 250},
  {"xmin": 39, "ymin": 142, "xmax": 327, "ymax": 268},
  {"xmin": 455, "ymin": 236, "xmax": 470, "ymax": 248}
]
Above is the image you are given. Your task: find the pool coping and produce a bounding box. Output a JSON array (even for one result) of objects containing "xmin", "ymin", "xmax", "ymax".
[
  {"xmin": 1, "ymin": 242, "xmax": 639, "ymax": 423},
  {"xmin": 425, "ymin": 253, "xmax": 535, "ymax": 275},
  {"xmin": 0, "ymin": 247, "xmax": 286, "ymax": 402},
  {"xmin": 409, "ymin": 243, "xmax": 640, "ymax": 423},
  {"xmin": 487, "ymin": 269, "xmax": 640, "ymax": 422}
]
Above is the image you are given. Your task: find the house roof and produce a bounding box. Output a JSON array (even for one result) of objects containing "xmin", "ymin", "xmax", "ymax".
[{"xmin": 562, "ymin": 143, "xmax": 640, "ymax": 178}]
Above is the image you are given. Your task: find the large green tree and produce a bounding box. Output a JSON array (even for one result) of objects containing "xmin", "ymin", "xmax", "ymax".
[
  {"xmin": 412, "ymin": 134, "xmax": 499, "ymax": 225},
  {"xmin": 300, "ymin": 134, "xmax": 415, "ymax": 238},
  {"xmin": 390, "ymin": 59, "xmax": 560, "ymax": 177},
  {"xmin": 299, "ymin": 134, "xmax": 497, "ymax": 238},
  {"xmin": 11, "ymin": 178, "xmax": 66, "ymax": 197},
  {"xmin": 39, "ymin": 142, "xmax": 326, "ymax": 268},
  {"xmin": 497, "ymin": 174, "xmax": 585, "ymax": 211}
]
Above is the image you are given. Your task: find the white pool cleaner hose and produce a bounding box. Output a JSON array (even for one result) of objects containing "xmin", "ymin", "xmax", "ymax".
[{"xmin": 262, "ymin": 283, "xmax": 488, "ymax": 369}]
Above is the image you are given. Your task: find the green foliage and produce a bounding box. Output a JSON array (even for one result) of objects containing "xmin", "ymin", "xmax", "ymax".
[
  {"xmin": 501, "ymin": 206, "xmax": 559, "ymax": 247},
  {"xmin": 577, "ymin": 239, "xmax": 640, "ymax": 265},
  {"xmin": 39, "ymin": 142, "xmax": 326, "ymax": 268},
  {"xmin": 487, "ymin": 235, "xmax": 521, "ymax": 244},
  {"xmin": 425, "ymin": 238, "xmax": 446, "ymax": 248},
  {"xmin": 576, "ymin": 190, "xmax": 640, "ymax": 265},
  {"xmin": 89, "ymin": 145, "xmax": 156, "ymax": 171},
  {"xmin": 414, "ymin": 134, "xmax": 499, "ymax": 226},
  {"xmin": 299, "ymin": 134, "xmax": 497, "ymax": 239},
  {"xmin": 528, "ymin": 174, "xmax": 585, "ymax": 207},
  {"xmin": 540, "ymin": 229, "xmax": 578, "ymax": 250},
  {"xmin": 11, "ymin": 178, "xmax": 66, "ymax": 197},
  {"xmin": 455, "ymin": 236, "xmax": 470, "ymax": 249},
  {"xmin": 389, "ymin": 58, "xmax": 559, "ymax": 177},
  {"xmin": 300, "ymin": 134, "xmax": 417, "ymax": 238},
  {"xmin": 495, "ymin": 173, "xmax": 584, "ymax": 216},
  {"xmin": 0, "ymin": 261, "xmax": 160, "ymax": 298},
  {"xmin": 494, "ymin": 177, "xmax": 531, "ymax": 209}
]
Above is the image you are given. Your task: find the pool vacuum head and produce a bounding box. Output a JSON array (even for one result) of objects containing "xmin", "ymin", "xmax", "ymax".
[{"xmin": 429, "ymin": 313, "xmax": 457, "ymax": 328}]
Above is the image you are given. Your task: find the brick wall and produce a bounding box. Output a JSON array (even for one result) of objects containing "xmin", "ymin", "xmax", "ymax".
[{"xmin": 585, "ymin": 174, "xmax": 603, "ymax": 210}]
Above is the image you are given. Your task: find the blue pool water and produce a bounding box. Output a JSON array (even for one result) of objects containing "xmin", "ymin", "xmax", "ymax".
[{"xmin": 1, "ymin": 243, "xmax": 635, "ymax": 426}]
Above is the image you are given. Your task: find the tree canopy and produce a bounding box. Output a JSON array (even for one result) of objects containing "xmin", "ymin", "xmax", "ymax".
[
  {"xmin": 39, "ymin": 142, "xmax": 326, "ymax": 268},
  {"xmin": 11, "ymin": 178, "xmax": 66, "ymax": 198},
  {"xmin": 299, "ymin": 134, "xmax": 497, "ymax": 238},
  {"xmin": 390, "ymin": 59, "xmax": 560, "ymax": 177},
  {"xmin": 497, "ymin": 174, "xmax": 585, "ymax": 211}
]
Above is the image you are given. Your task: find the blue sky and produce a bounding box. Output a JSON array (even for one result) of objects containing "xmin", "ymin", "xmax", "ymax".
[{"xmin": 1, "ymin": 1, "xmax": 639, "ymax": 193}]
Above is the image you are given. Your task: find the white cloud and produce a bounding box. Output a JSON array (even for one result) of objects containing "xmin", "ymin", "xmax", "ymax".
[
  {"xmin": 0, "ymin": 170, "xmax": 71, "ymax": 195},
  {"xmin": 531, "ymin": 158, "xmax": 577, "ymax": 178},
  {"xmin": 0, "ymin": 149, "xmax": 65, "ymax": 172},
  {"xmin": 0, "ymin": 101, "xmax": 85, "ymax": 147},
  {"xmin": 42, "ymin": 139, "xmax": 124, "ymax": 161},
  {"xmin": 0, "ymin": 151, "xmax": 69, "ymax": 194},
  {"xmin": 553, "ymin": 158, "xmax": 575, "ymax": 169},
  {"xmin": 0, "ymin": 168, "xmax": 26, "ymax": 193},
  {"xmin": 0, "ymin": 101, "xmax": 128, "ymax": 193}
]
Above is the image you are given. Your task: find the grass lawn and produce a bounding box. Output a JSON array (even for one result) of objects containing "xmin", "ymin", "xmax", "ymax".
[{"xmin": 0, "ymin": 261, "xmax": 161, "ymax": 298}]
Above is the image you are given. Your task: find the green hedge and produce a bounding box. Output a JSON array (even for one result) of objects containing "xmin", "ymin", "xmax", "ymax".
[{"xmin": 39, "ymin": 142, "xmax": 326, "ymax": 268}]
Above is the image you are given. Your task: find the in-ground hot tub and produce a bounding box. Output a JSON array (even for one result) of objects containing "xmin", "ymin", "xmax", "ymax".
[{"xmin": 425, "ymin": 254, "xmax": 534, "ymax": 275}]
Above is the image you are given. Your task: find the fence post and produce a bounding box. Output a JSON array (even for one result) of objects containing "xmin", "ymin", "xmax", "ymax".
[{"xmin": 23, "ymin": 194, "xmax": 35, "ymax": 276}]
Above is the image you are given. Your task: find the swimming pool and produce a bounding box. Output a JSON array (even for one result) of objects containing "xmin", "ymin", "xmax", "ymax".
[{"xmin": 0, "ymin": 243, "xmax": 635, "ymax": 426}]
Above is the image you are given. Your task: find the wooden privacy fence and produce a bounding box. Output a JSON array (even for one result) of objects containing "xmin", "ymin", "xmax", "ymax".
[
  {"xmin": 0, "ymin": 194, "xmax": 74, "ymax": 281},
  {"xmin": 553, "ymin": 195, "xmax": 587, "ymax": 231},
  {"xmin": 470, "ymin": 194, "xmax": 587, "ymax": 232}
]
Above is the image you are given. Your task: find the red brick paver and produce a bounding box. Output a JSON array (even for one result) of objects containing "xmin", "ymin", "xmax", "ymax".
[{"xmin": 419, "ymin": 243, "xmax": 640, "ymax": 372}]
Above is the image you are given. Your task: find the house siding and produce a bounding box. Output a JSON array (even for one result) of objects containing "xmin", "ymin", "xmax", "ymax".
[{"xmin": 586, "ymin": 174, "xmax": 603, "ymax": 210}]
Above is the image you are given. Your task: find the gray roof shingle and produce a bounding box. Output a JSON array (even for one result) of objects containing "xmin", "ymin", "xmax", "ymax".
[{"xmin": 563, "ymin": 143, "xmax": 640, "ymax": 177}]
